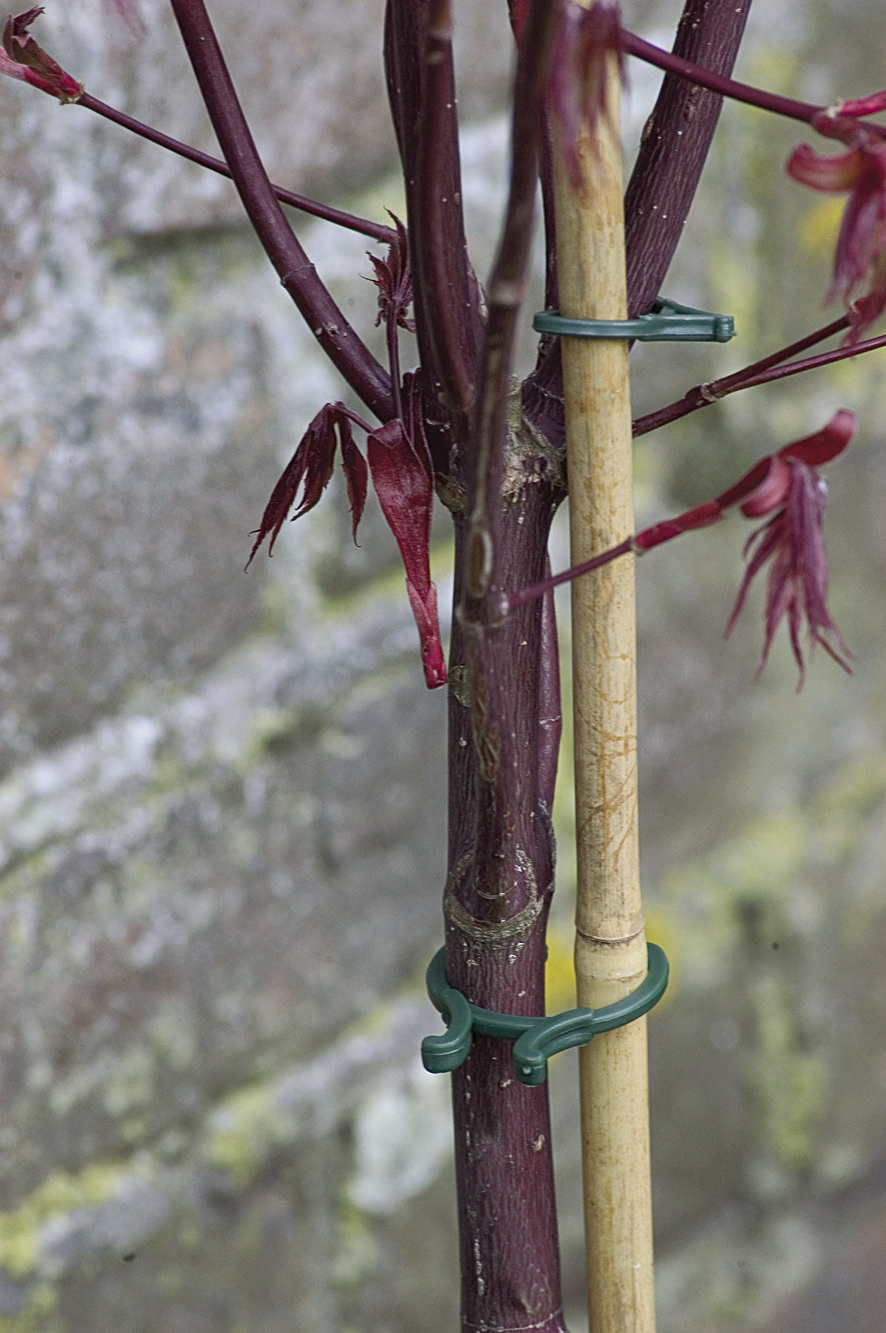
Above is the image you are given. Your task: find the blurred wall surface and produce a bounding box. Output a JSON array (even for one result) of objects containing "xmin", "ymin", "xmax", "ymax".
[{"xmin": 2, "ymin": 2, "xmax": 886, "ymax": 1331}]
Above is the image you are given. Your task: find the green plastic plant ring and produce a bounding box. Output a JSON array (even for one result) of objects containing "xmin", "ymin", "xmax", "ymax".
[
  {"xmin": 533, "ymin": 297, "xmax": 734, "ymax": 343},
  {"xmin": 421, "ymin": 941, "xmax": 669, "ymax": 1086}
]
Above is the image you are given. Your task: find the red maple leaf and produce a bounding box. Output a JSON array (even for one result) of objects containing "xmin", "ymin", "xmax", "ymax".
[{"xmin": 366, "ymin": 395, "xmax": 447, "ymax": 689}]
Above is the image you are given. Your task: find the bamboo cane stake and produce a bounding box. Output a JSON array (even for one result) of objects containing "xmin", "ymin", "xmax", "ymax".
[{"xmin": 552, "ymin": 13, "xmax": 655, "ymax": 1333}]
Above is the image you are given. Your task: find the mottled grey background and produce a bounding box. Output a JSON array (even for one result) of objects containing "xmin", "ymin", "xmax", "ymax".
[{"xmin": 2, "ymin": 1, "xmax": 886, "ymax": 1330}]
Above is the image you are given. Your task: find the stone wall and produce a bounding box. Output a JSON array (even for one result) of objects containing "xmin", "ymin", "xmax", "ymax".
[{"xmin": 3, "ymin": 2, "xmax": 886, "ymax": 1331}]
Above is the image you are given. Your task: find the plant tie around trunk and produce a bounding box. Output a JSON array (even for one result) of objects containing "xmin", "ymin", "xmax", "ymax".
[
  {"xmin": 533, "ymin": 295, "xmax": 734, "ymax": 341},
  {"xmin": 421, "ymin": 943, "xmax": 669, "ymax": 1086}
]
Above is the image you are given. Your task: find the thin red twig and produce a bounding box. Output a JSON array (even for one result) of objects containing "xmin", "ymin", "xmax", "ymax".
[
  {"xmin": 632, "ymin": 314, "xmax": 886, "ymax": 438},
  {"xmin": 621, "ymin": 28, "xmax": 886, "ymax": 139},
  {"xmin": 78, "ymin": 92, "xmax": 395, "ymax": 243}
]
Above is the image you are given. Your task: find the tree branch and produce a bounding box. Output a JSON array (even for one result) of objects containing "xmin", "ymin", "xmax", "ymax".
[
  {"xmin": 415, "ymin": 0, "xmax": 483, "ymax": 435},
  {"xmin": 620, "ymin": 27, "xmax": 886, "ymax": 132},
  {"xmin": 168, "ymin": 0, "xmax": 394, "ymax": 422},
  {"xmin": 384, "ymin": 0, "xmax": 483, "ymax": 463},
  {"xmin": 463, "ymin": 0, "xmax": 561, "ymax": 606},
  {"xmin": 623, "ymin": 0, "xmax": 754, "ymax": 317},
  {"xmin": 632, "ymin": 315, "xmax": 886, "ymax": 437},
  {"xmin": 78, "ymin": 92, "xmax": 396, "ymax": 243}
]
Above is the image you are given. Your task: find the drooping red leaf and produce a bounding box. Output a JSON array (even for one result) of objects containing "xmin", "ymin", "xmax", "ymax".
[
  {"xmin": 246, "ymin": 402, "xmax": 365, "ymax": 565},
  {"xmin": 724, "ymin": 459, "xmax": 852, "ymax": 687},
  {"xmin": 632, "ymin": 412, "xmax": 855, "ymax": 685},
  {"xmin": 339, "ymin": 426, "xmax": 368, "ymax": 543},
  {"xmin": 787, "ymin": 126, "xmax": 886, "ymax": 342},
  {"xmin": 635, "ymin": 411, "xmax": 856, "ymax": 550},
  {"xmin": 779, "ymin": 408, "xmax": 856, "ymax": 468},
  {"xmin": 1, "ymin": 9, "xmax": 83, "ymax": 102},
  {"xmin": 786, "ymin": 141, "xmax": 867, "ymax": 193},
  {"xmin": 366, "ymin": 418, "xmax": 447, "ymax": 689}
]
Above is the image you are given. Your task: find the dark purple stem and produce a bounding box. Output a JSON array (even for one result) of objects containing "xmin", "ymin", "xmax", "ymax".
[
  {"xmin": 622, "ymin": 28, "xmax": 818, "ymax": 125},
  {"xmin": 77, "ymin": 92, "xmax": 395, "ymax": 243},
  {"xmin": 440, "ymin": 9, "xmax": 567, "ymax": 1329},
  {"xmin": 446, "ymin": 499, "xmax": 565, "ymax": 1333},
  {"xmin": 384, "ymin": 0, "xmax": 483, "ymax": 466},
  {"xmin": 463, "ymin": 0, "xmax": 561, "ymax": 607},
  {"xmin": 623, "ymin": 0, "xmax": 753, "ymax": 319},
  {"xmin": 447, "ymin": 940, "xmax": 565, "ymax": 1333},
  {"xmin": 414, "ymin": 0, "xmax": 482, "ymax": 436},
  {"xmin": 622, "ymin": 27, "xmax": 886, "ymax": 143},
  {"xmin": 721, "ymin": 327, "xmax": 886, "ymax": 390},
  {"xmin": 168, "ymin": 0, "xmax": 394, "ymax": 422}
]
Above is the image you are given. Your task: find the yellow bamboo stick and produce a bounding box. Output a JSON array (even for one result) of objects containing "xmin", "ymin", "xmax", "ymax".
[{"xmin": 552, "ymin": 12, "xmax": 655, "ymax": 1332}]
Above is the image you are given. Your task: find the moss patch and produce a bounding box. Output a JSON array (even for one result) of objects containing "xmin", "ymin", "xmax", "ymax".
[
  {"xmin": 204, "ymin": 1083, "xmax": 292, "ymax": 1185},
  {"xmin": 0, "ymin": 1163, "xmax": 128, "ymax": 1279}
]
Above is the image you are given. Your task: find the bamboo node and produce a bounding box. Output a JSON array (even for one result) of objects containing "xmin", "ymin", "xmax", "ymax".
[{"xmin": 576, "ymin": 924, "xmax": 647, "ymax": 947}]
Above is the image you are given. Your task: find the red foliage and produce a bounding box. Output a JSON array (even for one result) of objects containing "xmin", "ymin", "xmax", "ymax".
[
  {"xmin": 1, "ymin": 8, "xmax": 83, "ymax": 102},
  {"xmin": 636, "ymin": 411, "xmax": 856, "ymax": 684},
  {"xmin": 248, "ymin": 382, "xmax": 446, "ymax": 689},
  {"xmin": 788, "ymin": 113, "xmax": 886, "ymax": 342}
]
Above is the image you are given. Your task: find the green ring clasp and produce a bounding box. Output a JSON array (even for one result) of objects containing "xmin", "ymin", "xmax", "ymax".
[
  {"xmin": 533, "ymin": 297, "xmax": 735, "ymax": 343},
  {"xmin": 421, "ymin": 942, "xmax": 669, "ymax": 1087}
]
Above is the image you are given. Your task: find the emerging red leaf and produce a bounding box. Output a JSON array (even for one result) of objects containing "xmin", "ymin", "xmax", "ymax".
[
  {"xmin": 787, "ymin": 118, "xmax": 886, "ymax": 342},
  {"xmin": 367, "ymin": 213, "xmax": 415, "ymax": 335},
  {"xmin": 1, "ymin": 8, "xmax": 83, "ymax": 102},
  {"xmin": 636, "ymin": 411, "xmax": 855, "ymax": 685},
  {"xmin": 339, "ymin": 428, "xmax": 368, "ymax": 544},
  {"xmin": 248, "ymin": 378, "xmax": 445, "ymax": 688},
  {"xmin": 366, "ymin": 418, "xmax": 447, "ymax": 689},
  {"xmin": 246, "ymin": 402, "xmax": 366, "ymax": 565},
  {"xmin": 725, "ymin": 460, "xmax": 852, "ymax": 687}
]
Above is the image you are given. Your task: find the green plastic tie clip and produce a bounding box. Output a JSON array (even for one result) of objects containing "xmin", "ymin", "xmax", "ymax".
[
  {"xmin": 421, "ymin": 941, "xmax": 669, "ymax": 1087},
  {"xmin": 533, "ymin": 297, "xmax": 735, "ymax": 343}
]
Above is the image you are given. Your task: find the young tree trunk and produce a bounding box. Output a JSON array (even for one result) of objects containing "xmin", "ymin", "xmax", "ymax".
[{"xmin": 445, "ymin": 473, "xmax": 567, "ymax": 1333}]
